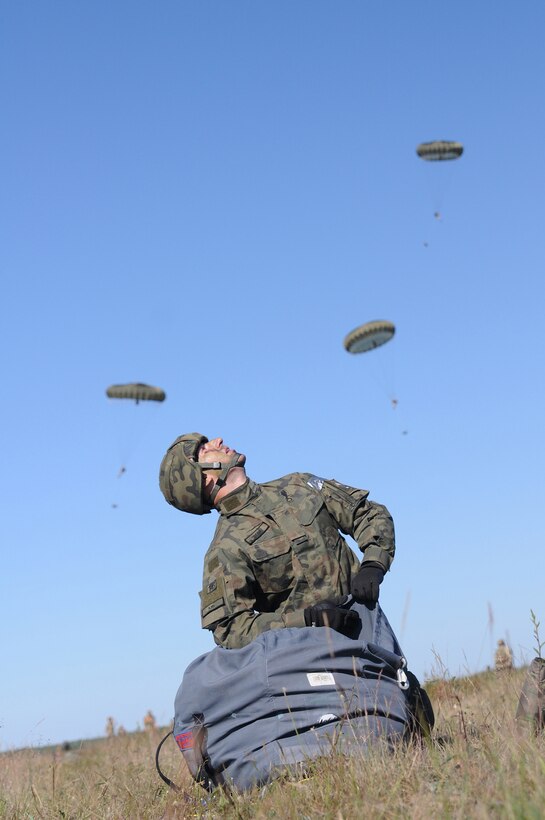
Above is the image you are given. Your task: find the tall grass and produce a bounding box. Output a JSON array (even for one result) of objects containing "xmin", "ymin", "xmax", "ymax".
[{"xmin": 1, "ymin": 666, "xmax": 544, "ymax": 818}]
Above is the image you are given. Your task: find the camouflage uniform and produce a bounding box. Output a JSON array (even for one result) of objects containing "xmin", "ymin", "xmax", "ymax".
[
  {"xmin": 495, "ymin": 639, "xmax": 513, "ymax": 671},
  {"xmin": 200, "ymin": 473, "xmax": 395, "ymax": 649}
]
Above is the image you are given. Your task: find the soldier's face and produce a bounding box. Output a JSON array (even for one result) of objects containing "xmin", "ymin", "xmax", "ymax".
[{"xmin": 198, "ymin": 437, "xmax": 247, "ymax": 467}]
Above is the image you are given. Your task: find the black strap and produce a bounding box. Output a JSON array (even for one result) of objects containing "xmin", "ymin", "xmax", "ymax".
[
  {"xmin": 155, "ymin": 730, "xmax": 181, "ymax": 792},
  {"xmin": 208, "ymin": 454, "xmax": 243, "ymax": 504}
]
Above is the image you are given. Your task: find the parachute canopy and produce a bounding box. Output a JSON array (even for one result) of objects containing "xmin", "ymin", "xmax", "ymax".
[
  {"xmin": 416, "ymin": 141, "xmax": 463, "ymax": 162},
  {"xmin": 106, "ymin": 383, "xmax": 166, "ymax": 402},
  {"xmin": 343, "ymin": 320, "xmax": 395, "ymax": 354}
]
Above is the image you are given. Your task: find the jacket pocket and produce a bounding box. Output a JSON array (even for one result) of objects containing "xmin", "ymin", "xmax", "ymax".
[{"xmin": 251, "ymin": 536, "xmax": 293, "ymax": 593}]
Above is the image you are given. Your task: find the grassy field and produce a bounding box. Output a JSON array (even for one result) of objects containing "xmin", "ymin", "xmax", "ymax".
[{"xmin": 1, "ymin": 666, "xmax": 544, "ymax": 818}]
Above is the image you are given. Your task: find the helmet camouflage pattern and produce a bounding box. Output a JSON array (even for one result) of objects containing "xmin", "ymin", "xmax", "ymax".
[{"xmin": 159, "ymin": 432, "xmax": 211, "ymax": 515}]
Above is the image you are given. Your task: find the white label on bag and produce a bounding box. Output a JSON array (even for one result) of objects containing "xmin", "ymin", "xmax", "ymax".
[
  {"xmin": 307, "ymin": 672, "xmax": 335, "ymax": 687},
  {"xmin": 317, "ymin": 713, "xmax": 338, "ymax": 723}
]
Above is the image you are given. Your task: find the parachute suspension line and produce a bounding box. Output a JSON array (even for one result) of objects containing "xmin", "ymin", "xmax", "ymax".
[{"xmin": 368, "ymin": 350, "xmax": 398, "ymax": 410}]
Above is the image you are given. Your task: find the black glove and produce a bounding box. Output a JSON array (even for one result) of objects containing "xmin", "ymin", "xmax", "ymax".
[
  {"xmin": 304, "ymin": 596, "xmax": 360, "ymax": 636},
  {"xmin": 351, "ymin": 563, "xmax": 385, "ymax": 605}
]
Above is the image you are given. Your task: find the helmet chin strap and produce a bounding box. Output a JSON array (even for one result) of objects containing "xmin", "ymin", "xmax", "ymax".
[{"xmin": 200, "ymin": 454, "xmax": 244, "ymax": 505}]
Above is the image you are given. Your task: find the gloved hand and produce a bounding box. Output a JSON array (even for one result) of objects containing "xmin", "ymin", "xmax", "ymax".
[
  {"xmin": 351, "ymin": 563, "xmax": 385, "ymax": 605},
  {"xmin": 304, "ymin": 596, "xmax": 360, "ymax": 636}
]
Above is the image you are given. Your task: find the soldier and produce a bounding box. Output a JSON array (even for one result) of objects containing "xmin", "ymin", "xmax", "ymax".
[
  {"xmin": 105, "ymin": 716, "xmax": 115, "ymax": 737},
  {"xmin": 159, "ymin": 434, "xmax": 395, "ymax": 650},
  {"xmin": 495, "ymin": 639, "xmax": 513, "ymax": 671},
  {"xmin": 143, "ymin": 710, "xmax": 157, "ymax": 732}
]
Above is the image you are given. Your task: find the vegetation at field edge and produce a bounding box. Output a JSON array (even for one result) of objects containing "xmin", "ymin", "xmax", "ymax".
[{"xmin": 1, "ymin": 666, "xmax": 544, "ymax": 818}]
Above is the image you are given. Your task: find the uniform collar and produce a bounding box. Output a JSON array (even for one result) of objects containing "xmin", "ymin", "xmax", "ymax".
[{"xmin": 216, "ymin": 479, "xmax": 259, "ymax": 516}]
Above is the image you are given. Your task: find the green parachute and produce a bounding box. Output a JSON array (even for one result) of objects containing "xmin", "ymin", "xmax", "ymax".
[
  {"xmin": 106, "ymin": 383, "xmax": 166, "ymax": 404},
  {"xmin": 343, "ymin": 320, "xmax": 395, "ymax": 354},
  {"xmin": 343, "ymin": 321, "xmax": 398, "ymax": 410},
  {"xmin": 417, "ymin": 141, "xmax": 464, "ymax": 224},
  {"xmin": 106, "ymin": 382, "xmax": 166, "ymax": 485},
  {"xmin": 416, "ymin": 141, "xmax": 463, "ymax": 162}
]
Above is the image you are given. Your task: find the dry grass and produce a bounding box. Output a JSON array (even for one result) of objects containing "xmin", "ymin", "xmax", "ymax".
[{"xmin": 1, "ymin": 667, "xmax": 544, "ymax": 819}]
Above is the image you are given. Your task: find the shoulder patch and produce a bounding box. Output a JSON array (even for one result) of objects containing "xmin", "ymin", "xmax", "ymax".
[
  {"xmin": 222, "ymin": 495, "xmax": 241, "ymax": 513},
  {"xmin": 200, "ymin": 574, "xmax": 226, "ymax": 609},
  {"xmin": 201, "ymin": 597, "xmax": 225, "ymax": 619},
  {"xmin": 307, "ymin": 475, "xmax": 324, "ymax": 491},
  {"xmin": 330, "ymin": 480, "xmax": 353, "ymax": 491}
]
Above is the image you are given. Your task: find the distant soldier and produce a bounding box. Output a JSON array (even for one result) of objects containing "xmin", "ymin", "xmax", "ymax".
[
  {"xmin": 117, "ymin": 725, "xmax": 127, "ymax": 736},
  {"xmin": 143, "ymin": 709, "xmax": 157, "ymax": 732},
  {"xmin": 105, "ymin": 716, "xmax": 115, "ymax": 737},
  {"xmin": 495, "ymin": 639, "xmax": 513, "ymax": 671}
]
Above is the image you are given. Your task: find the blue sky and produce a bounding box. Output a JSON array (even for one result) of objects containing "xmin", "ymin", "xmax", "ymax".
[{"xmin": 1, "ymin": 0, "xmax": 544, "ymax": 749}]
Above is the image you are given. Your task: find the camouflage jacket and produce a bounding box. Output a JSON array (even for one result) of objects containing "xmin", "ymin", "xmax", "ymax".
[{"xmin": 199, "ymin": 473, "xmax": 395, "ymax": 649}]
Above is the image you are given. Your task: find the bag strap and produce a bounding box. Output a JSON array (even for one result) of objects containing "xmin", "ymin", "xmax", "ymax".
[{"xmin": 155, "ymin": 730, "xmax": 181, "ymax": 792}]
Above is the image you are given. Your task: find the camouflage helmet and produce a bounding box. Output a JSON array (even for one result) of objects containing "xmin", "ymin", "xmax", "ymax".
[{"xmin": 159, "ymin": 432, "xmax": 212, "ymax": 515}]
